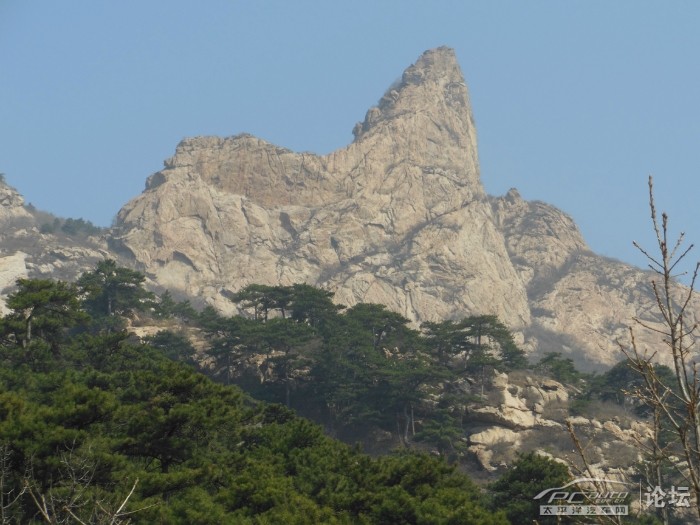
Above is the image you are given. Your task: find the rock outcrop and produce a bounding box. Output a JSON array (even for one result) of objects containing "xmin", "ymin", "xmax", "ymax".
[
  {"xmin": 111, "ymin": 47, "xmax": 530, "ymax": 329},
  {"xmin": 491, "ymin": 188, "xmax": 700, "ymax": 369},
  {"xmin": 0, "ymin": 179, "xmax": 111, "ymax": 313},
  {"xmin": 0, "ymin": 252, "xmax": 28, "ymax": 315},
  {"xmin": 0, "ymin": 178, "xmax": 32, "ymax": 224},
  {"xmin": 466, "ymin": 371, "xmax": 646, "ymax": 472},
  {"xmin": 2, "ymin": 47, "xmax": 697, "ymax": 371},
  {"xmin": 109, "ymin": 46, "xmax": 698, "ymax": 369}
]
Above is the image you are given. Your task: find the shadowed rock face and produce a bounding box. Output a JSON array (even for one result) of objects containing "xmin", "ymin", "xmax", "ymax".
[
  {"xmin": 111, "ymin": 47, "xmax": 531, "ymax": 330},
  {"xmin": 490, "ymin": 188, "xmax": 700, "ymax": 371}
]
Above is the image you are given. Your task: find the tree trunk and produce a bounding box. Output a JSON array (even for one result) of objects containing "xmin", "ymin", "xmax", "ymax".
[
  {"xmin": 403, "ymin": 404, "xmax": 410, "ymax": 444},
  {"xmin": 285, "ymin": 377, "xmax": 291, "ymax": 408},
  {"xmin": 24, "ymin": 315, "xmax": 32, "ymax": 348},
  {"xmin": 411, "ymin": 403, "xmax": 415, "ymax": 436}
]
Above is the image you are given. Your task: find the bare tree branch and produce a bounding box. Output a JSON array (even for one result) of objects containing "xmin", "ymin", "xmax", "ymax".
[{"xmin": 620, "ymin": 176, "xmax": 700, "ymax": 521}]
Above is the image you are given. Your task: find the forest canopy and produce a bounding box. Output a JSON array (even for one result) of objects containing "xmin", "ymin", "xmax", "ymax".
[{"xmin": 0, "ymin": 264, "xmax": 519, "ymax": 523}]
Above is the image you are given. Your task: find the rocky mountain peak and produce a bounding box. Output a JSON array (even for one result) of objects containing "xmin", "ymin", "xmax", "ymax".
[
  {"xmin": 111, "ymin": 47, "xmax": 523, "ymax": 327},
  {"xmin": 0, "ymin": 177, "xmax": 31, "ymax": 224},
  {"xmin": 105, "ymin": 47, "xmax": 699, "ymax": 370},
  {"xmin": 404, "ymin": 46, "xmax": 462, "ymax": 82},
  {"xmin": 352, "ymin": 47, "xmax": 475, "ymax": 150},
  {"xmin": 0, "ymin": 178, "xmax": 25, "ymax": 209}
]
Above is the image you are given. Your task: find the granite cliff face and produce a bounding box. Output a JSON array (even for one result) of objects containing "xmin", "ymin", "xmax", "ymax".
[
  {"xmin": 3, "ymin": 48, "xmax": 696, "ymax": 369},
  {"xmin": 491, "ymin": 188, "xmax": 700, "ymax": 369},
  {"xmin": 107, "ymin": 47, "xmax": 700, "ymax": 368},
  {"xmin": 111, "ymin": 48, "xmax": 530, "ymax": 331}
]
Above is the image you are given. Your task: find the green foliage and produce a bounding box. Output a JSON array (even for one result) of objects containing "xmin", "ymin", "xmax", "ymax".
[
  {"xmin": 39, "ymin": 221, "xmax": 55, "ymax": 234},
  {"xmin": 60, "ymin": 217, "xmax": 103, "ymax": 236},
  {"xmin": 207, "ymin": 284, "xmax": 530, "ymax": 451},
  {"xmin": 421, "ymin": 319, "xmax": 470, "ymax": 366},
  {"xmin": 78, "ymin": 259, "xmax": 155, "ymax": 322},
  {"xmin": 1, "ymin": 278, "xmax": 88, "ymax": 361},
  {"xmin": 588, "ymin": 360, "xmax": 638, "ymax": 404},
  {"xmin": 231, "ymin": 283, "xmax": 343, "ymax": 334},
  {"xmin": 254, "ymin": 317, "xmax": 317, "ymax": 407},
  {"xmin": 422, "ymin": 315, "xmax": 527, "ymax": 373},
  {"xmin": 307, "ymin": 303, "xmax": 437, "ymax": 439},
  {"xmin": 38, "ymin": 216, "xmax": 103, "ymax": 236},
  {"xmin": 231, "ymin": 283, "xmax": 283, "ymax": 321},
  {"xmin": 345, "ymin": 303, "xmax": 414, "ymax": 348},
  {"xmin": 490, "ymin": 452, "xmax": 667, "ymax": 524},
  {"xmin": 414, "ymin": 407, "xmax": 467, "ymax": 457},
  {"xmin": 489, "ymin": 452, "xmax": 570, "ymax": 525},
  {"xmin": 0, "ymin": 271, "xmax": 508, "ymax": 523},
  {"xmin": 153, "ymin": 289, "xmax": 197, "ymax": 321},
  {"xmin": 582, "ymin": 360, "xmax": 680, "ymax": 418},
  {"xmin": 534, "ymin": 352, "xmax": 588, "ymax": 385},
  {"xmin": 145, "ymin": 329, "xmax": 197, "ymax": 363}
]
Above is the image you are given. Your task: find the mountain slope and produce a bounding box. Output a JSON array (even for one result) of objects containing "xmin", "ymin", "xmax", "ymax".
[
  {"xmin": 2, "ymin": 48, "xmax": 697, "ymax": 369},
  {"xmin": 110, "ymin": 47, "xmax": 531, "ymax": 331}
]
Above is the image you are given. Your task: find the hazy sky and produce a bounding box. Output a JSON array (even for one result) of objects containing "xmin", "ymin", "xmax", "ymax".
[{"xmin": 2, "ymin": 2, "xmax": 699, "ymax": 273}]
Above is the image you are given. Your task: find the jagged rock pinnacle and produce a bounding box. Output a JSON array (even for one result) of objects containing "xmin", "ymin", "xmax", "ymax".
[
  {"xmin": 113, "ymin": 47, "xmax": 522, "ymax": 328},
  {"xmin": 3, "ymin": 47, "xmax": 689, "ymax": 371},
  {"xmin": 352, "ymin": 47, "xmax": 474, "ymax": 144}
]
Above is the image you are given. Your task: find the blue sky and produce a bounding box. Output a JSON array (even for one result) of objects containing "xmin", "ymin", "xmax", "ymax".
[{"xmin": 2, "ymin": 2, "xmax": 699, "ymax": 273}]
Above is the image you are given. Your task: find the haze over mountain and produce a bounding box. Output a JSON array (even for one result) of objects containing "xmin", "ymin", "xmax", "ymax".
[{"xmin": 1, "ymin": 48, "xmax": 696, "ymax": 370}]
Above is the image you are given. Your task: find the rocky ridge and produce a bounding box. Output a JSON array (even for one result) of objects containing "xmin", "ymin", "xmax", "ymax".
[
  {"xmin": 2, "ymin": 47, "xmax": 698, "ymax": 369},
  {"xmin": 110, "ymin": 47, "xmax": 530, "ymax": 333},
  {"xmin": 490, "ymin": 188, "xmax": 700, "ymax": 369},
  {"xmin": 111, "ymin": 47, "xmax": 699, "ymax": 368},
  {"xmin": 0, "ymin": 179, "xmax": 111, "ymax": 315}
]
